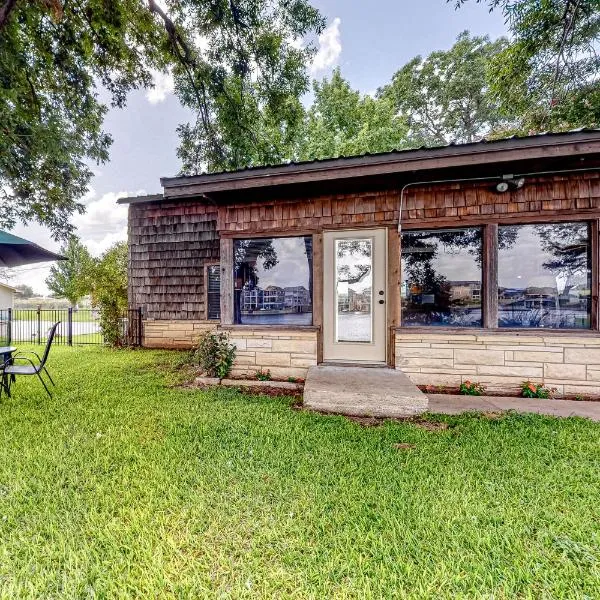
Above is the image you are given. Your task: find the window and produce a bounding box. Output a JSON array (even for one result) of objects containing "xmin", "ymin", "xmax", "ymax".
[
  {"xmin": 401, "ymin": 227, "xmax": 483, "ymax": 327},
  {"xmin": 206, "ymin": 264, "xmax": 221, "ymax": 320},
  {"xmin": 234, "ymin": 236, "xmax": 313, "ymax": 325},
  {"xmin": 498, "ymin": 223, "xmax": 591, "ymax": 329}
]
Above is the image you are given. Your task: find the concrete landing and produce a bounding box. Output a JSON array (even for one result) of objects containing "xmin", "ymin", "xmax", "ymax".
[{"xmin": 304, "ymin": 365, "xmax": 428, "ymax": 417}]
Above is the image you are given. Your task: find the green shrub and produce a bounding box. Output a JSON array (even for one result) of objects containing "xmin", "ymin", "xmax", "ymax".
[
  {"xmin": 255, "ymin": 369, "xmax": 272, "ymax": 381},
  {"xmin": 459, "ymin": 380, "xmax": 486, "ymax": 396},
  {"xmin": 192, "ymin": 331, "xmax": 236, "ymax": 378},
  {"xmin": 521, "ymin": 381, "xmax": 554, "ymax": 399}
]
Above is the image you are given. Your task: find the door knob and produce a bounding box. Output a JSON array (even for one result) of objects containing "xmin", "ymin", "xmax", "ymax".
[
  {"xmin": 378, "ymin": 290, "xmax": 384, "ymax": 296},
  {"xmin": 378, "ymin": 299, "xmax": 385, "ymax": 304}
]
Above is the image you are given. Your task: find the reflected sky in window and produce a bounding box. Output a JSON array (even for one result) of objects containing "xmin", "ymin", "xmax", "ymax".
[{"xmin": 498, "ymin": 223, "xmax": 591, "ymax": 329}]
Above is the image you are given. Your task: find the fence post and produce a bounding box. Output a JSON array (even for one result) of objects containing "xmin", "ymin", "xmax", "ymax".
[
  {"xmin": 67, "ymin": 307, "xmax": 73, "ymax": 346},
  {"xmin": 7, "ymin": 308, "xmax": 11, "ymax": 346},
  {"xmin": 37, "ymin": 307, "xmax": 41, "ymax": 345}
]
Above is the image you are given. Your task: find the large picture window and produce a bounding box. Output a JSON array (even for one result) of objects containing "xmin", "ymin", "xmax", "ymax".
[
  {"xmin": 401, "ymin": 227, "xmax": 483, "ymax": 327},
  {"xmin": 234, "ymin": 236, "xmax": 313, "ymax": 325},
  {"xmin": 498, "ymin": 223, "xmax": 592, "ymax": 329}
]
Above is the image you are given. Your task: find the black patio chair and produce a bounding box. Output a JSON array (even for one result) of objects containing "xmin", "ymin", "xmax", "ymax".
[{"xmin": 1, "ymin": 321, "xmax": 60, "ymax": 399}]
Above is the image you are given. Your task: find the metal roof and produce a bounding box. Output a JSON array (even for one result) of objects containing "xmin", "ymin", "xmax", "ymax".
[{"xmin": 118, "ymin": 129, "xmax": 600, "ymax": 203}]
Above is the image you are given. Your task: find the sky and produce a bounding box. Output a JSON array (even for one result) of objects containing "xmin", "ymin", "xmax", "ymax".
[{"xmin": 8, "ymin": 0, "xmax": 507, "ymax": 294}]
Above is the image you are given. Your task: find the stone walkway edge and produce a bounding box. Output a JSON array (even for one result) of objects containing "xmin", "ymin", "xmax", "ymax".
[{"xmin": 428, "ymin": 394, "xmax": 600, "ymax": 421}]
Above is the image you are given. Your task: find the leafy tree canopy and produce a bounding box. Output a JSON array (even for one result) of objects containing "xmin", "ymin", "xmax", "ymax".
[
  {"xmin": 296, "ymin": 68, "xmax": 409, "ymax": 160},
  {"xmin": 45, "ymin": 236, "xmax": 94, "ymax": 306},
  {"xmin": 452, "ymin": 0, "xmax": 600, "ymax": 131},
  {"xmin": 1, "ymin": 0, "xmax": 324, "ymax": 238},
  {"xmin": 378, "ymin": 31, "xmax": 513, "ymax": 146},
  {"xmin": 15, "ymin": 284, "xmax": 34, "ymax": 298}
]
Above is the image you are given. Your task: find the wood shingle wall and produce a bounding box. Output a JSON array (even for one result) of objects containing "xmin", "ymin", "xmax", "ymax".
[
  {"xmin": 128, "ymin": 201, "xmax": 219, "ymax": 319},
  {"xmin": 217, "ymin": 190, "xmax": 399, "ymax": 234},
  {"xmin": 216, "ymin": 173, "xmax": 600, "ymax": 235},
  {"xmin": 402, "ymin": 173, "xmax": 600, "ymax": 225}
]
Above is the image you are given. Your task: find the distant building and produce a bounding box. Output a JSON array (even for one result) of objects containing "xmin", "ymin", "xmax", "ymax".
[
  {"xmin": 0, "ymin": 282, "xmax": 17, "ymax": 310},
  {"xmin": 448, "ymin": 281, "xmax": 481, "ymax": 303},
  {"xmin": 284, "ymin": 286, "xmax": 311, "ymax": 309},
  {"xmin": 262, "ymin": 286, "xmax": 284, "ymax": 310}
]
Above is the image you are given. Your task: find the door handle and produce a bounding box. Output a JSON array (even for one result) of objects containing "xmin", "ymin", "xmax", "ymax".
[{"xmin": 378, "ymin": 299, "xmax": 385, "ymax": 305}]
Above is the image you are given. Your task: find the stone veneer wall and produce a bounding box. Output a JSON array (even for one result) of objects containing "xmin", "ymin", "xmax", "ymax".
[
  {"xmin": 227, "ymin": 329, "xmax": 317, "ymax": 379},
  {"xmin": 396, "ymin": 331, "xmax": 600, "ymax": 397},
  {"xmin": 143, "ymin": 320, "xmax": 317, "ymax": 378},
  {"xmin": 143, "ymin": 319, "xmax": 216, "ymax": 348}
]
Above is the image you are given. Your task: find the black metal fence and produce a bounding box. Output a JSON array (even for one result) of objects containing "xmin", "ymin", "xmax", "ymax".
[{"xmin": 0, "ymin": 308, "xmax": 142, "ymax": 347}]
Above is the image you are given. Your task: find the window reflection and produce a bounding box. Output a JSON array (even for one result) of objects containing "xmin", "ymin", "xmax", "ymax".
[
  {"xmin": 234, "ymin": 237, "xmax": 313, "ymax": 325},
  {"xmin": 498, "ymin": 223, "xmax": 591, "ymax": 329},
  {"xmin": 336, "ymin": 239, "xmax": 372, "ymax": 342},
  {"xmin": 401, "ymin": 228, "xmax": 482, "ymax": 327}
]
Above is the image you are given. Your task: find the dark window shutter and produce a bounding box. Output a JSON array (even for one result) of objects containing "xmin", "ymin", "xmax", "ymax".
[{"xmin": 207, "ymin": 265, "xmax": 221, "ymax": 320}]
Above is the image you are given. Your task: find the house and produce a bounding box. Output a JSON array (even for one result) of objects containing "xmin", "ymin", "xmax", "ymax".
[
  {"xmin": 121, "ymin": 129, "xmax": 600, "ymax": 397},
  {"xmin": 0, "ymin": 282, "xmax": 17, "ymax": 310}
]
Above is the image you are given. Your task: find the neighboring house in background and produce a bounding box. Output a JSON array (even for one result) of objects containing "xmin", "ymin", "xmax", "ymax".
[
  {"xmin": 120, "ymin": 129, "xmax": 600, "ymax": 398},
  {"xmin": 0, "ymin": 282, "xmax": 17, "ymax": 309}
]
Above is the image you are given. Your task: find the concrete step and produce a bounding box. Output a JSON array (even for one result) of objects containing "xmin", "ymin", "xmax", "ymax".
[{"xmin": 303, "ymin": 365, "xmax": 428, "ymax": 418}]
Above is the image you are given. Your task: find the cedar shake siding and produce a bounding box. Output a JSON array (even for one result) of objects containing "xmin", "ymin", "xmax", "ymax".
[
  {"xmin": 128, "ymin": 200, "xmax": 219, "ymax": 320},
  {"xmin": 216, "ymin": 173, "xmax": 600, "ymax": 236}
]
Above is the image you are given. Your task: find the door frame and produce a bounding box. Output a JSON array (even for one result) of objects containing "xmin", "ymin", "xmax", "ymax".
[{"xmin": 322, "ymin": 228, "xmax": 388, "ymax": 364}]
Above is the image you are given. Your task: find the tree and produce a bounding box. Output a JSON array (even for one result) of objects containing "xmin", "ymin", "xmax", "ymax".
[
  {"xmin": 378, "ymin": 32, "xmax": 512, "ymax": 146},
  {"xmin": 45, "ymin": 237, "xmax": 93, "ymax": 306},
  {"xmin": 87, "ymin": 242, "xmax": 128, "ymax": 346},
  {"xmin": 453, "ymin": 1, "xmax": 600, "ymax": 131},
  {"xmin": 1, "ymin": 0, "xmax": 324, "ymax": 238},
  {"xmin": 15, "ymin": 284, "xmax": 34, "ymax": 299},
  {"xmin": 296, "ymin": 69, "xmax": 409, "ymax": 161}
]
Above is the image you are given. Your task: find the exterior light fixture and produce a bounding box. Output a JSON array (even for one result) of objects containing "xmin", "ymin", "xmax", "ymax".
[{"xmin": 494, "ymin": 176, "xmax": 526, "ymax": 193}]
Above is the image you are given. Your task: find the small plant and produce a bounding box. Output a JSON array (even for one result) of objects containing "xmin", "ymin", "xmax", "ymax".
[
  {"xmin": 459, "ymin": 380, "xmax": 486, "ymax": 396},
  {"xmin": 255, "ymin": 369, "xmax": 272, "ymax": 381},
  {"xmin": 192, "ymin": 331, "xmax": 236, "ymax": 378},
  {"xmin": 521, "ymin": 380, "xmax": 554, "ymax": 399},
  {"xmin": 287, "ymin": 376, "xmax": 298, "ymax": 383}
]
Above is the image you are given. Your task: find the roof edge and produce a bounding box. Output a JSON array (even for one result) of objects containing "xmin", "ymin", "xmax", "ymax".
[
  {"xmin": 161, "ymin": 130, "xmax": 600, "ymax": 192},
  {"xmin": 117, "ymin": 193, "xmax": 164, "ymax": 205}
]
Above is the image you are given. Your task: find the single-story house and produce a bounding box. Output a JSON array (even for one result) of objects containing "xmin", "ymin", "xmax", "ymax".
[
  {"xmin": 120, "ymin": 129, "xmax": 600, "ymax": 397},
  {"xmin": 0, "ymin": 282, "xmax": 17, "ymax": 310}
]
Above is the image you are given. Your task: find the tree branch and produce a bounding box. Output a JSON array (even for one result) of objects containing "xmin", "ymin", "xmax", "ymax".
[{"xmin": 0, "ymin": 0, "xmax": 18, "ymax": 30}]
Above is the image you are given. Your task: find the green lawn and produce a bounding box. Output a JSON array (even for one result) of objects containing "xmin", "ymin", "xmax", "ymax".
[{"xmin": 0, "ymin": 346, "xmax": 599, "ymax": 597}]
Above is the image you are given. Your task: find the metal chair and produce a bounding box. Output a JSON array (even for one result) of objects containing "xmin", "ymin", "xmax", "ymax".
[{"xmin": 1, "ymin": 322, "xmax": 60, "ymax": 399}]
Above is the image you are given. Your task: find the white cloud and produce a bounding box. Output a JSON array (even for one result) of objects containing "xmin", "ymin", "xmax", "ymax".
[
  {"xmin": 71, "ymin": 190, "xmax": 131, "ymax": 257},
  {"xmin": 146, "ymin": 69, "xmax": 175, "ymax": 104},
  {"xmin": 310, "ymin": 17, "xmax": 342, "ymax": 75}
]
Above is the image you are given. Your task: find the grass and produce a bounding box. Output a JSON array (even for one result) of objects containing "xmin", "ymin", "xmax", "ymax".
[
  {"xmin": 10, "ymin": 309, "xmax": 99, "ymax": 322},
  {"xmin": 0, "ymin": 346, "xmax": 599, "ymax": 597}
]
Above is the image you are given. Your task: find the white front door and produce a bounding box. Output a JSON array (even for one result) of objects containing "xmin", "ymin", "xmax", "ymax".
[{"xmin": 323, "ymin": 229, "xmax": 387, "ymax": 363}]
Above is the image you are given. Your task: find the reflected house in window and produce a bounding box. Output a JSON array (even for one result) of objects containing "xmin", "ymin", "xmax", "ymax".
[{"xmin": 234, "ymin": 236, "xmax": 313, "ymax": 325}]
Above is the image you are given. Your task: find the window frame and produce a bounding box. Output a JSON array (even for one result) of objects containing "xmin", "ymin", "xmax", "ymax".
[
  {"xmin": 225, "ymin": 233, "xmax": 316, "ymax": 327},
  {"xmin": 399, "ymin": 218, "xmax": 599, "ymax": 333},
  {"xmin": 400, "ymin": 225, "xmax": 485, "ymax": 328}
]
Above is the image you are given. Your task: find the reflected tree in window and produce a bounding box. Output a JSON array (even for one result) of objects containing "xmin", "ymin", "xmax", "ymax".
[
  {"xmin": 336, "ymin": 239, "xmax": 373, "ymax": 342},
  {"xmin": 401, "ymin": 228, "xmax": 482, "ymax": 326}
]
